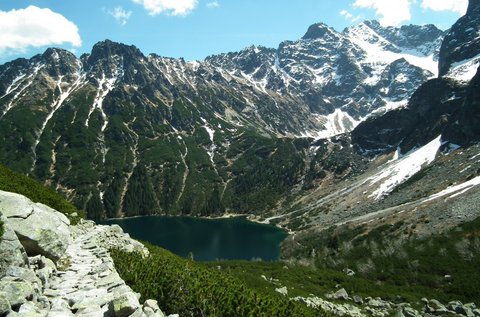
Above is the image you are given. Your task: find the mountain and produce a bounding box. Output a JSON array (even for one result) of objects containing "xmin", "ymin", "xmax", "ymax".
[
  {"xmin": 278, "ymin": 0, "xmax": 480, "ymax": 275},
  {"xmin": 0, "ymin": 20, "xmax": 444, "ymax": 219}
]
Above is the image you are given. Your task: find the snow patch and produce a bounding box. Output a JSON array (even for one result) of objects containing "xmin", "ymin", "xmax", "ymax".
[
  {"xmin": 85, "ymin": 73, "xmax": 118, "ymax": 131},
  {"xmin": 347, "ymin": 23, "xmax": 438, "ymax": 77},
  {"xmin": 445, "ymin": 53, "xmax": 480, "ymax": 82},
  {"xmin": 300, "ymin": 109, "xmax": 360, "ymax": 139},
  {"xmin": 369, "ymin": 135, "xmax": 442, "ymax": 199},
  {"xmin": 424, "ymin": 176, "xmax": 480, "ymax": 202},
  {"xmin": 201, "ymin": 117, "xmax": 217, "ymax": 165}
]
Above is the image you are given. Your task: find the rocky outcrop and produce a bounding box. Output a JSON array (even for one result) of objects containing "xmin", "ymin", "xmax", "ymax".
[
  {"xmin": 0, "ymin": 190, "xmax": 171, "ymax": 317},
  {"xmin": 0, "ymin": 190, "xmax": 71, "ymax": 261},
  {"xmin": 438, "ymin": 0, "xmax": 480, "ymax": 77},
  {"xmin": 296, "ymin": 290, "xmax": 480, "ymax": 317}
]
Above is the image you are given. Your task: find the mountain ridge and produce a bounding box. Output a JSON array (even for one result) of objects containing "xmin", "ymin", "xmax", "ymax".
[{"xmin": 1, "ymin": 16, "xmax": 478, "ymax": 224}]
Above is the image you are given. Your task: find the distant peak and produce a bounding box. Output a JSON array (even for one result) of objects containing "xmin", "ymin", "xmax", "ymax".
[
  {"xmin": 88, "ymin": 39, "xmax": 144, "ymax": 65},
  {"xmin": 40, "ymin": 48, "xmax": 77, "ymax": 66},
  {"xmin": 302, "ymin": 23, "xmax": 337, "ymax": 40}
]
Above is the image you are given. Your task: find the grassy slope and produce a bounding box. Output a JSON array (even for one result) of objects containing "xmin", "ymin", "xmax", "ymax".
[
  {"xmin": 111, "ymin": 243, "xmax": 332, "ymax": 317},
  {"xmin": 282, "ymin": 215, "xmax": 480, "ymax": 305},
  {"xmin": 0, "ymin": 164, "xmax": 84, "ymax": 223}
]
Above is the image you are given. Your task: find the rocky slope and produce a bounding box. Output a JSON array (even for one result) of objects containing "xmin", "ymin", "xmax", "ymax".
[
  {"xmin": 0, "ymin": 190, "xmax": 171, "ymax": 317},
  {"xmin": 0, "ymin": 20, "xmax": 444, "ymax": 219}
]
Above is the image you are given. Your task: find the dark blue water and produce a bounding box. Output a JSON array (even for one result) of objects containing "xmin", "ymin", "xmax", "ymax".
[{"xmin": 102, "ymin": 216, "xmax": 288, "ymax": 261}]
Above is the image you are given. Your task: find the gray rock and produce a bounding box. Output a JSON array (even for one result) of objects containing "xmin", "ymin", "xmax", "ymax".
[
  {"xmin": 37, "ymin": 296, "xmax": 50, "ymax": 310},
  {"xmin": 130, "ymin": 308, "xmax": 146, "ymax": 317},
  {"xmin": 112, "ymin": 292, "xmax": 140, "ymax": 317},
  {"xmin": 353, "ymin": 295, "xmax": 363, "ymax": 305},
  {"xmin": 0, "ymin": 280, "xmax": 34, "ymax": 308},
  {"xmin": 403, "ymin": 306, "xmax": 421, "ymax": 317},
  {"xmin": 456, "ymin": 306, "xmax": 476, "ymax": 317},
  {"xmin": 333, "ymin": 288, "xmax": 349, "ymax": 300},
  {"xmin": 0, "ymin": 191, "xmax": 71, "ymax": 262},
  {"xmin": 0, "ymin": 214, "xmax": 29, "ymax": 277},
  {"xmin": 18, "ymin": 301, "xmax": 47, "ymax": 317},
  {"xmin": 0, "ymin": 292, "xmax": 11, "ymax": 316},
  {"xmin": 143, "ymin": 306, "xmax": 156, "ymax": 315},
  {"xmin": 426, "ymin": 299, "xmax": 449, "ymax": 314},
  {"xmin": 96, "ymin": 271, "xmax": 123, "ymax": 289},
  {"xmin": 144, "ymin": 299, "xmax": 160, "ymax": 311},
  {"xmin": 5, "ymin": 266, "xmax": 41, "ymax": 286},
  {"xmin": 49, "ymin": 298, "xmax": 70, "ymax": 311},
  {"xmin": 70, "ymin": 289, "xmax": 114, "ymax": 310},
  {"xmin": 395, "ymin": 309, "xmax": 405, "ymax": 317},
  {"xmin": 367, "ymin": 298, "xmax": 389, "ymax": 309}
]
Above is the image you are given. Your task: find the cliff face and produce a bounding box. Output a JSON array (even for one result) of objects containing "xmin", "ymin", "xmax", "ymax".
[{"xmin": 438, "ymin": 0, "xmax": 480, "ymax": 77}]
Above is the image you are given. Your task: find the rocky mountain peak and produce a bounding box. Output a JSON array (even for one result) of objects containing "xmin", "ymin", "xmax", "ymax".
[
  {"xmin": 87, "ymin": 40, "xmax": 144, "ymax": 67},
  {"xmin": 302, "ymin": 23, "xmax": 338, "ymax": 40},
  {"xmin": 39, "ymin": 48, "xmax": 81, "ymax": 78}
]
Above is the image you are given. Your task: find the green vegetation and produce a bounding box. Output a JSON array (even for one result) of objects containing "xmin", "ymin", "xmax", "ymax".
[
  {"xmin": 0, "ymin": 164, "xmax": 84, "ymax": 223},
  {"xmin": 205, "ymin": 260, "xmax": 450, "ymax": 308},
  {"xmin": 111, "ymin": 243, "xmax": 329, "ymax": 317},
  {"xmin": 283, "ymin": 216, "xmax": 480, "ymax": 304}
]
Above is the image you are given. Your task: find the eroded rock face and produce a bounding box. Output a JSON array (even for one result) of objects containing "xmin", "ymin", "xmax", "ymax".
[
  {"xmin": 0, "ymin": 213, "xmax": 28, "ymax": 277},
  {"xmin": 0, "ymin": 190, "xmax": 71, "ymax": 262}
]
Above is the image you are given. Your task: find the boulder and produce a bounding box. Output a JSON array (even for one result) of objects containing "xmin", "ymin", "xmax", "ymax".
[
  {"xmin": 0, "ymin": 213, "xmax": 29, "ymax": 277},
  {"xmin": 143, "ymin": 299, "xmax": 166, "ymax": 317},
  {"xmin": 426, "ymin": 299, "xmax": 449, "ymax": 314},
  {"xmin": 333, "ymin": 288, "xmax": 349, "ymax": 300},
  {"xmin": 112, "ymin": 292, "xmax": 140, "ymax": 317},
  {"xmin": 18, "ymin": 301, "xmax": 48, "ymax": 317},
  {"xmin": 5, "ymin": 266, "xmax": 42, "ymax": 293},
  {"xmin": 403, "ymin": 306, "xmax": 421, "ymax": 317},
  {"xmin": 353, "ymin": 295, "xmax": 363, "ymax": 305},
  {"xmin": 0, "ymin": 280, "xmax": 34, "ymax": 308},
  {"xmin": 0, "ymin": 191, "xmax": 71, "ymax": 262},
  {"xmin": 367, "ymin": 298, "xmax": 390, "ymax": 309}
]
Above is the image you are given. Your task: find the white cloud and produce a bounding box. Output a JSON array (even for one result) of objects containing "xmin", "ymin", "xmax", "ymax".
[
  {"xmin": 207, "ymin": 1, "xmax": 220, "ymax": 8},
  {"xmin": 421, "ymin": 0, "xmax": 468, "ymax": 14},
  {"xmin": 0, "ymin": 6, "xmax": 81, "ymax": 54},
  {"xmin": 108, "ymin": 6, "xmax": 133, "ymax": 25},
  {"xmin": 353, "ymin": 0, "xmax": 412, "ymax": 26},
  {"xmin": 131, "ymin": 0, "xmax": 198, "ymax": 16},
  {"xmin": 340, "ymin": 9, "xmax": 362, "ymax": 23}
]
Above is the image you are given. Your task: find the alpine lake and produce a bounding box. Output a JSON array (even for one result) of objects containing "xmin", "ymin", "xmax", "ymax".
[{"xmin": 101, "ymin": 216, "xmax": 288, "ymax": 261}]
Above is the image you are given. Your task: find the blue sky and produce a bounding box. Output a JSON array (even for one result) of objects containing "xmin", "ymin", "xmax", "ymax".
[{"xmin": 0, "ymin": 0, "xmax": 468, "ymax": 64}]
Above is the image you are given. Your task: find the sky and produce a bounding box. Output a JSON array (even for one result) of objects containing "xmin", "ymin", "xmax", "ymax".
[{"xmin": 0, "ymin": 0, "xmax": 469, "ymax": 65}]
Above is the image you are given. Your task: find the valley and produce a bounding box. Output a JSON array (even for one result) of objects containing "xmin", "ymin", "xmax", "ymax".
[{"xmin": 0, "ymin": 0, "xmax": 480, "ymax": 316}]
